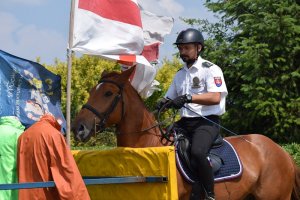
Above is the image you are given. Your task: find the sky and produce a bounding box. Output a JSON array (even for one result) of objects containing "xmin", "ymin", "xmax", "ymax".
[{"xmin": 0, "ymin": 0, "xmax": 217, "ymax": 65}]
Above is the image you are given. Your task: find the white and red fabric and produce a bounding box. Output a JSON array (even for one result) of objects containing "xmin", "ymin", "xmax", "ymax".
[
  {"xmin": 72, "ymin": 0, "xmax": 144, "ymax": 55},
  {"xmin": 101, "ymin": 54, "xmax": 157, "ymax": 98},
  {"xmin": 140, "ymin": 9, "xmax": 174, "ymax": 62},
  {"xmin": 123, "ymin": 8, "xmax": 173, "ymax": 97},
  {"xmin": 71, "ymin": 0, "xmax": 173, "ymax": 98}
]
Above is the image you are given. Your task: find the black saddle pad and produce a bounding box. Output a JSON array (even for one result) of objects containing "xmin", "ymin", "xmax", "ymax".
[{"xmin": 175, "ymin": 139, "xmax": 243, "ymax": 183}]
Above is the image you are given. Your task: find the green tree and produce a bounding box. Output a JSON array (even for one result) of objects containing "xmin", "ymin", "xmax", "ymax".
[{"xmin": 183, "ymin": 0, "xmax": 300, "ymax": 142}]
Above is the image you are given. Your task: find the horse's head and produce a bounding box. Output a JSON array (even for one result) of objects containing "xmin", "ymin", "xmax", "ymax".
[{"xmin": 72, "ymin": 67, "xmax": 135, "ymax": 142}]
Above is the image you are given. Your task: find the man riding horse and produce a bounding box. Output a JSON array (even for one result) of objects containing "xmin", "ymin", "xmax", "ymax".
[
  {"xmin": 157, "ymin": 28, "xmax": 228, "ymax": 200},
  {"xmin": 72, "ymin": 27, "xmax": 300, "ymax": 200}
]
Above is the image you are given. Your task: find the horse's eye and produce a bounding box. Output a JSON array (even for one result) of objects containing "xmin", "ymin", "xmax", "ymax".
[{"xmin": 104, "ymin": 91, "xmax": 113, "ymax": 97}]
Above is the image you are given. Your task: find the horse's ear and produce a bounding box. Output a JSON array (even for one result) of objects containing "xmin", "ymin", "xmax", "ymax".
[
  {"xmin": 120, "ymin": 65, "xmax": 136, "ymax": 83},
  {"xmin": 101, "ymin": 70, "xmax": 108, "ymax": 78}
]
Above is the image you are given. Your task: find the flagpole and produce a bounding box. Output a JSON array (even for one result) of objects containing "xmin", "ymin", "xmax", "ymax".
[{"xmin": 66, "ymin": 0, "xmax": 75, "ymax": 147}]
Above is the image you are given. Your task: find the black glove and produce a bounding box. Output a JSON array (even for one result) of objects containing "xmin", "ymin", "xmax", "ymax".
[
  {"xmin": 156, "ymin": 98, "xmax": 171, "ymax": 111},
  {"xmin": 170, "ymin": 94, "xmax": 192, "ymax": 109}
]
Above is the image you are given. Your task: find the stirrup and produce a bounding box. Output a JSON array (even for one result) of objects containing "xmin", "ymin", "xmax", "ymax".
[{"xmin": 204, "ymin": 191, "xmax": 215, "ymax": 200}]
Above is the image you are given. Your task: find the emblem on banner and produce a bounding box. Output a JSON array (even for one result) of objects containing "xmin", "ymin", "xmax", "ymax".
[{"xmin": 214, "ymin": 77, "xmax": 222, "ymax": 87}]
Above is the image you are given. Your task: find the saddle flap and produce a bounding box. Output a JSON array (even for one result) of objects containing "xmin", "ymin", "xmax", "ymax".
[{"xmin": 177, "ymin": 136, "xmax": 193, "ymax": 172}]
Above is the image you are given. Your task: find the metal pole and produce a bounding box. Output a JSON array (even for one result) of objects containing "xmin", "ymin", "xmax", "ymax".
[
  {"xmin": 66, "ymin": 0, "xmax": 75, "ymax": 146},
  {"xmin": 0, "ymin": 176, "xmax": 168, "ymax": 190}
]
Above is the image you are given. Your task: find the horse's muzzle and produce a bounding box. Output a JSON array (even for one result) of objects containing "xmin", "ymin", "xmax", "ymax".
[{"xmin": 72, "ymin": 123, "xmax": 93, "ymax": 142}]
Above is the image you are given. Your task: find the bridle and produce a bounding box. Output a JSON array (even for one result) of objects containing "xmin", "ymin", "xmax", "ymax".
[
  {"xmin": 82, "ymin": 79, "xmax": 125, "ymax": 131},
  {"xmin": 81, "ymin": 78, "xmax": 175, "ymax": 143}
]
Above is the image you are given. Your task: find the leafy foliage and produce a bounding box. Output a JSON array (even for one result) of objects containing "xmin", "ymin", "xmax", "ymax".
[
  {"xmin": 71, "ymin": 128, "xmax": 117, "ymax": 148},
  {"xmin": 282, "ymin": 143, "xmax": 300, "ymax": 166}
]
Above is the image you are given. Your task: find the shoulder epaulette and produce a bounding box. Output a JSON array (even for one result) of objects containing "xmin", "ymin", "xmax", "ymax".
[{"xmin": 202, "ymin": 61, "xmax": 214, "ymax": 68}]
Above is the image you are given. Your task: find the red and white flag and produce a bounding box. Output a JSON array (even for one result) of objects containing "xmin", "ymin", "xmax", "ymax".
[
  {"xmin": 72, "ymin": 0, "xmax": 144, "ymax": 55},
  {"xmin": 117, "ymin": 8, "xmax": 173, "ymax": 98},
  {"xmin": 71, "ymin": 0, "xmax": 173, "ymax": 98}
]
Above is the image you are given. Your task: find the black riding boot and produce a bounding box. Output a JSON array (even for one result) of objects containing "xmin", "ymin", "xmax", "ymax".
[
  {"xmin": 189, "ymin": 182, "xmax": 202, "ymax": 200},
  {"xmin": 204, "ymin": 191, "xmax": 215, "ymax": 200},
  {"xmin": 190, "ymin": 160, "xmax": 215, "ymax": 200},
  {"xmin": 189, "ymin": 183, "xmax": 215, "ymax": 200},
  {"xmin": 201, "ymin": 168, "xmax": 215, "ymax": 200}
]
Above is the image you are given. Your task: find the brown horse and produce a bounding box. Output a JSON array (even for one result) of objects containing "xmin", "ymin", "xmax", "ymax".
[{"xmin": 72, "ymin": 67, "xmax": 300, "ymax": 200}]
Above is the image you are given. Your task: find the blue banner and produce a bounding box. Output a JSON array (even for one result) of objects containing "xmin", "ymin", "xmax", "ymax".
[{"xmin": 0, "ymin": 50, "xmax": 66, "ymax": 133}]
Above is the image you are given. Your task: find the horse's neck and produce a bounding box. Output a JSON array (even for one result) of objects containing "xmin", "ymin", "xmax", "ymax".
[{"xmin": 116, "ymin": 87, "xmax": 162, "ymax": 148}]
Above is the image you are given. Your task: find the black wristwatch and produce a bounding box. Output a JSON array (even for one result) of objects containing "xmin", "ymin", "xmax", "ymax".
[{"xmin": 186, "ymin": 94, "xmax": 192, "ymax": 103}]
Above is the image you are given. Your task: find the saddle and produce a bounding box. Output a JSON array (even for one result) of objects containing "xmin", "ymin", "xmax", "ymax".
[
  {"xmin": 176, "ymin": 130, "xmax": 224, "ymax": 175},
  {"xmin": 172, "ymin": 127, "xmax": 242, "ymax": 183}
]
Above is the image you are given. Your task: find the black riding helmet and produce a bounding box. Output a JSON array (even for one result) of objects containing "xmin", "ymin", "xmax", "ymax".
[{"xmin": 174, "ymin": 28, "xmax": 205, "ymax": 51}]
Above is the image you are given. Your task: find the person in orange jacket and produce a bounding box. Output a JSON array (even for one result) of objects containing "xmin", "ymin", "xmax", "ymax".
[{"xmin": 17, "ymin": 114, "xmax": 90, "ymax": 200}]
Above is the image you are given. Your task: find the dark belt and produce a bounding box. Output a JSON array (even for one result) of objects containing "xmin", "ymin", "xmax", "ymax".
[{"xmin": 181, "ymin": 115, "xmax": 220, "ymax": 123}]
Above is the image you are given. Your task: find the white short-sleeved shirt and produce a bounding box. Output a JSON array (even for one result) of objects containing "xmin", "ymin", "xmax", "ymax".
[{"xmin": 165, "ymin": 56, "xmax": 228, "ymax": 117}]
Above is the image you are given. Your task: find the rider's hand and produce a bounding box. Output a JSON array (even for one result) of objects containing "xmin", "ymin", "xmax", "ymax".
[
  {"xmin": 170, "ymin": 94, "xmax": 192, "ymax": 109},
  {"xmin": 156, "ymin": 98, "xmax": 171, "ymax": 111}
]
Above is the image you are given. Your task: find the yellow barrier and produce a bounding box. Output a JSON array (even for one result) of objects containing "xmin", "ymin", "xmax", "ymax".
[{"xmin": 72, "ymin": 146, "xmax": 178, "ymax": 200}]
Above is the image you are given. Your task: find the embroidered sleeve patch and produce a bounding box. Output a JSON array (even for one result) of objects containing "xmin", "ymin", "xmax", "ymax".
[{"xmin": 214, "ymin": 77, "xmax": 222, "ymax": 87}]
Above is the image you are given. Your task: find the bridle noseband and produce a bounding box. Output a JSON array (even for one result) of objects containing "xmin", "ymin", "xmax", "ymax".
[{"xmin": 82, "ymin": 79, "xmax": 125, "ymax": 130}]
